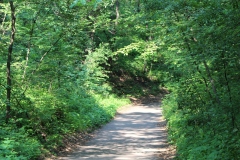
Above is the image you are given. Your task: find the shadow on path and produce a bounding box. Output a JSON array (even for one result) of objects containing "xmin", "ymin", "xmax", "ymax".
[{"xmin": 57, "ymin": 102, "xmax": 175, "ymax": 160}]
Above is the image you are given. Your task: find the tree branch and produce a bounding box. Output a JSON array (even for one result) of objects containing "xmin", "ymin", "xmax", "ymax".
[
  {"xmin": 22, "ymin": 35, "xmax": 63, "ymax": 94},
  {"xmin": 6, "ymin": 1, "xmax": 16, "ymax": 123}
]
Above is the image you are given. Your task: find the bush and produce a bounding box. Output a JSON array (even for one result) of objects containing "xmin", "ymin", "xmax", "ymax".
[{"xmin": 0, "ymin": 127, "xmax": 42, "ymax": 160}]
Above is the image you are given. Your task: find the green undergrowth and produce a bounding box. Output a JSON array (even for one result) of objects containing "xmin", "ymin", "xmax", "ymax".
[
  {"xmin": 162, "ymin": 93, "xmax": 240, "ymax": 160},
  {"xmin": 0, "ymin": 90, "xmax": 130, "ymax": 160}
]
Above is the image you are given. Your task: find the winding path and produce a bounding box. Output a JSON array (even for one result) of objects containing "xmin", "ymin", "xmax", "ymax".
[{"xmin": 57, "ymin": 101, "xmax": 175, "ymax": 160}]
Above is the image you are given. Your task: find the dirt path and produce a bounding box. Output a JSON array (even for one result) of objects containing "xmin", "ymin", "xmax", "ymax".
[{"xmin": 56, "ymin": 101, "xmax": 175, "ymax": 160}]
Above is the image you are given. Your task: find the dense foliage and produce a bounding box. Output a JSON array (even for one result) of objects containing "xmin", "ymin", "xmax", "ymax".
[
  {"xmin": 157, "ymin": 1, "xmax": 240, "ymax": 159},
  {"xmin": 0, "ymin": 0, "xmax": 239, "ymax": 159},
  {"xmin": 0, "ymin": 1, "xmax": 131, "ymax": 159}
]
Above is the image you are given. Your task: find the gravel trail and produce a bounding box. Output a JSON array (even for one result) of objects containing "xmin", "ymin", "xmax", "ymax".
[{"xmin": 57, "ymin": 101, "xmax": 175, "ymax": 160}]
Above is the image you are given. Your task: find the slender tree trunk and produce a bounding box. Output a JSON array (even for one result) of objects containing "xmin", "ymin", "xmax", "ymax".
[
  {"xmin": 203, "ymin": 60, "xmax": 221, "ymax": 104},
  {"xmin": 222, "ymin": 52, "xmax": 236, "ymax": 128},
  {"xmin": 6, "ymin": 1, "xmax": 16, "ymax": 123},
  {"xmin": 115, "ymin": 0, "xmax": 119, "ymax": 26},
  {"xmin": 58, "ymin": 61, "xmax": 61, "ymax": 88},
  {"xmin": 1, "ymin": 12, "xmax": 7, "ymax": 35},
  {"xmin": 22, "ymin": 19, "xmax": 35, "ymax": 82}
]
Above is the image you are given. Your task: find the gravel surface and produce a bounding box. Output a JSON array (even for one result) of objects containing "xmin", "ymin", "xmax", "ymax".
[{"xmin": 55, "ymin": 101, "xmax": 175, "ymax": 160}]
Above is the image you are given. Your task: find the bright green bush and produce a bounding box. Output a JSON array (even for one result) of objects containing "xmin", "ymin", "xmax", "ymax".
[{"xmin": 0, "ymin": 127, "xmax": 42, "ymax": 160}]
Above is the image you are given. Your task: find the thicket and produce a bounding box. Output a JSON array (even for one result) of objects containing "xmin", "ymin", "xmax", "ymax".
[
  {"xmin": 155, "ymin": 0, "xmax": 240, "ymax": 159},
  {"xmin": 0, "ymin": 0, "xmax": 239, "ymax": 159}
]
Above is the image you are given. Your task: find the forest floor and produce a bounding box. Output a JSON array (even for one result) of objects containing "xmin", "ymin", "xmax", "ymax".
[{"xmin": 49, "ymin": 94, "xmax": 176, "ymax": 160}]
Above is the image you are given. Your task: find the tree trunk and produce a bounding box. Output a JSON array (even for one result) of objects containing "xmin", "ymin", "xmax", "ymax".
[
  {"xmin": 6, "ymin": 1, "xmax": 16, "ymax": 123},
  {"xmin": 58, "ymin": 61, "xmax": 61, "ymax": 88},
  {"xmin": 203, "ymin": 60, "xmax": 221, "ymax": 104},
  {"xmin": 115, "ymin": 0, "xmax": 119, "ymax": 26},
  {"xmin": 22, "ymin": 18, "xmax": 36, "ymax": 82}
]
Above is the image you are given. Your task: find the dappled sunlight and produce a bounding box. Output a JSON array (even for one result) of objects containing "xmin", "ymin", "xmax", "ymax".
[{"xmin": 59, "ymin": 103, "xmax": 175, "ymax": 160}]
